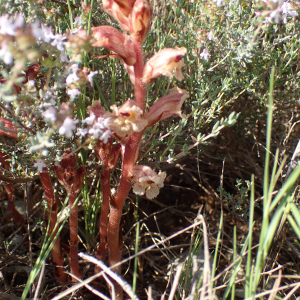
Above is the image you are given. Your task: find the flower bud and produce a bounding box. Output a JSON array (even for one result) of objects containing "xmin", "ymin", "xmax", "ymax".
[
  {"xmin": 103, "ymin": 0, "xmax": 136, "ymax": 31},
  {"xmin": 52, "ymin": 148, "xmax": 86, "ymax": 193},
  {"xmin": 144, "ymin": 88, "xmax": 189, "ymax": 127},
  {"xmin": 130, "ymin": 0, "xmax": 152, "ymax": 42},
  {"xmin": 142, "ymin": 47, "xmax": 187, "ymax": 84},
  {"xmin": 23, "ymin": 63, "xmax": 40, "ymax": 83},
  {"xmin": 92, "ymin": 26, "xmax": 136, "ymax": 65},
  {"xmin": 108, "ymin": 143, "xmax": 121, "ymax": 170},
  {"xmin": 95, "ymin": 140, "xmax": 111, "ymax": 161}
]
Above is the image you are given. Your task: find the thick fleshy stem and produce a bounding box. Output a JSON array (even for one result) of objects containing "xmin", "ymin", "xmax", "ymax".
[
  {"xmin": 107, "ymin": 40, "xmax": 145, "ymax": 297},
  {"xmin": 68, "ymin": 187, "xmax": 81, "ymax": 279},
  {"xmin": 39, "ymin": 170, "xmax": 67, "ymax": 283},
  {"xmin": 98, "ymin": 165, "xmax": 111, "ymax": 262},
  {"xmin": 0, "ymin": 151, "xmax": 24, "ymax": 228},
  {"xmin": 5, "ymin": 184, "xmax": 24, "ymax": 228},
  {"xmin": 52, "ymin": 150, "xmax": 85, "ymax": 281}
]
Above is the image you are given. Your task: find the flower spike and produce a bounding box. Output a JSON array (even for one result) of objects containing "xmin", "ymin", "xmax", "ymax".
[{"xmin": 143, "ymin": 47, "xmax": 187, "ymax": 84}]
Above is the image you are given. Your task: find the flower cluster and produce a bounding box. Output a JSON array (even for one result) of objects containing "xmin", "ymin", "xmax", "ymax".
[{"xmin": 263, "ymin": 0, "xmax": 298, "ymax": 24}]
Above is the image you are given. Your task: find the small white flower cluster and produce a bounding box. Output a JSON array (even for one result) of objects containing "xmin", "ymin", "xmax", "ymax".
[
  {"xmin": 43, "ymin": 106, "xmax": 112, "ymax": 142},
  {"xmin": 0, "ymin": 14, "xmax": 24, "ymax": 36},
  {"xmin": 59, "ymin": 117, "xmax": 78, "ymax": 138},
  {"xmin": 0, "ymin": 14, "xmax": 69, "ymax": 64},
  {"xmin": 200, "ymin": 48, "xmax": 211, "ymax": 61},
  {"xmin": 266, "ymin": 1, "xmax": 298, "ymax": 24},
  {"xmin": 65, "ymin": 64, "xmax": 98, "ymax": 100},
  {"xmin": 0, "ymin": 14, "xmax": 24, "ymax": 64},
  {"xmin": 79, "ymin": 114, "xmax": 112, "ymax": 144},
  {"xmin": 32, "ymin": 23, "xmax": 68, "ymax": 62}
]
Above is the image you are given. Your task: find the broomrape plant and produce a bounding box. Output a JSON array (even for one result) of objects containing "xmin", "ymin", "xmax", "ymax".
[{"xmin": 0, "ymin": 0, "xmax": 189, "ymax": 298}]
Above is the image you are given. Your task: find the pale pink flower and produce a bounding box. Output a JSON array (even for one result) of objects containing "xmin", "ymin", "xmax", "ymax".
[
  {"xmin": 41, "ymin": 25, "xmax": 55, "ymax": 42},
  {"xmin": 131, "ymin": 165, "xmax": 166, "ymax": 199},
  {"xmin": 82, "ymin": 114, "xmax": 96, "ymax": 125},
  {"xmin": 200, "ymin": 48, "xmax": 210, "ymax": 61},
  {"xmin": 0, "ymin": 14, "xmax": 24, "ymax": 36},
  {"xmin": 88, "ymin": 117, "xmax": 112, "ymax": 141},
  {"xmin": 58, "ymin": 117, "xmax": 78, "ymax": 138},
  {"xmin": 104, "ymin": 100, "xmax": 148, "ymax": 138},
  {"xmin": 51, "ymin": 34, "xmax": 65, "ymax": 51},
  {"xmin": 43, "ymin": 106, "xmax": 57, "ymax": 122},
  {"xmin": 66, "ymin": 64, "xmax": 79, "ymax": 85},
  {"xmin": 145, "ymin": 88, "xmax": 189, "ymax": 127},
  {"xmin": 143, "ymin": 47, "xmax": 187, "ymax": 84},
  {"xmin": 67, "ymin": 88, "xmax": 81, "ymax": 100},
  {"xmin": 92, "ymin": 26, "xmax": 136, "ymax": 65},
  {"xmin": 87, "ymin": 71, "xmax": 98, "ymax": 87},
  {"xmin": 0, "ymin": 41, "xmax": 13, "ymax": 65},
  {"xmin": 76, "ymin": 128, "xmax": 88, "ymax": 137}
]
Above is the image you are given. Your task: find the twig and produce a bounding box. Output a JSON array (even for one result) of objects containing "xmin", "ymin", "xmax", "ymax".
[
  {"xmin": 68, "ymin": 273, "xmax": 111, "ymax": 300},
  {"xmin": 168, "ymin": 263, "xmax": 183, "ymax": 300},
  {"xmin": 0, "ymin": 174, "xmax": 40, "ymax": 184},
  {"xmin": 0, "ymin": 103, "xmax": 36, "ymax": 135},
  {"xmin": 79, "ymin": 253, "xmax": 139, "ymax": 300},
  {"xmin": 33, "ymin": 262, "xmax": 45, "ymax": 300}
]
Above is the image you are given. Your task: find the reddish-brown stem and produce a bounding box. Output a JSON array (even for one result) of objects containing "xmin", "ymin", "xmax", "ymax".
[
  {"xmin": 68, "ymin": 187, "xmax": 81, "ymax": 279},
  {"xmin": 107, "ymin": 40, "xmax": 145, "ymax": 293},
  {"xmin": 5, "ymin": 184, "xmax": 24, "ymax": 228},
  {"xmin": 40, "ymin": 171, "xmax": 66, "ymax": 283},
  {"xmin": 98, "ymin": 165, "xmax": 111, "ymax": 262},
  {"xmin": 133, "ymin": 41, "xmax": 146, "ymax": 109}
]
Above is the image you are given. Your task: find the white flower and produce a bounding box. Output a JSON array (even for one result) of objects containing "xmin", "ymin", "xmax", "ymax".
[
  {"xmin": 51, "ymin": 34, "xmax": 66, "ymax": 51},
  {"xmin": 200, "ymin": 48, "xmax": 211, "ymax": 61},
  {"xmin": 43, "ymin": 107, "xmax": 57, "ymax": 122},
  {"xmin": 0, "ymin": 42, "xmax": 13, "ymax": 65},
  {"xmin": 60, "ymin": 50, "xmax": 68, "ymax": 63},
  {"xmin": 66, "ymin": 64, "xmax": 80, "ymax": 85},
  {"xmin": 132, "ymin": 165, "xmax": 166, "ymax": 199},
  {"xmin": 34, "ymin": 159, "xmax": 47, "ymax": 172},
  {"xmin": 87, "ymin": 71, "xmax": 98, "ymax": 87},
  {"xmin": 58, "ymin": 117, "xmax": 78, "ymax": 138},
  {"xmin": 0, "ymin": 14, "xmax": 24, "ymax": 36},
  {"xmin": 282, "ymin": 2, "xmax": 298, "ymax": 23},
  {"xmin": 67, "ymin": 88, "xmax": 81, "ymax": 100},
  {"xmin": 82, "ymin": 114, "xmax": 96, "ymax": 125},
  {"xmin": 76, "ymin": 127, "xmax": 88, "ymax": 137},
  {"xmin": 84, "ymin": 116, "xmax": 112, "ymax": 143},
  {"xmin": 213, "ymin": 0, "xmax": 225, "ymax": 6},
  {"xmin": 28, "ymin": 80, "xmax": 35, "ymax": 87},
  {"xmin": 41, "ymin": 25, "xmax": 55, "ymax": 42},
  {"xmin": 207, "ymin": 31, "xmax": 214, "ymax": 41},
  {"xmin": 100, "ymin": 129, "xmax": 112, "ymax": 144},
  {"xmin": 88, "ymin": 117, "xmax": 109, "ymax": 139},
  {"xmin": 269, "ymin": 6, "xmax": 283, "ymax": 23}
]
